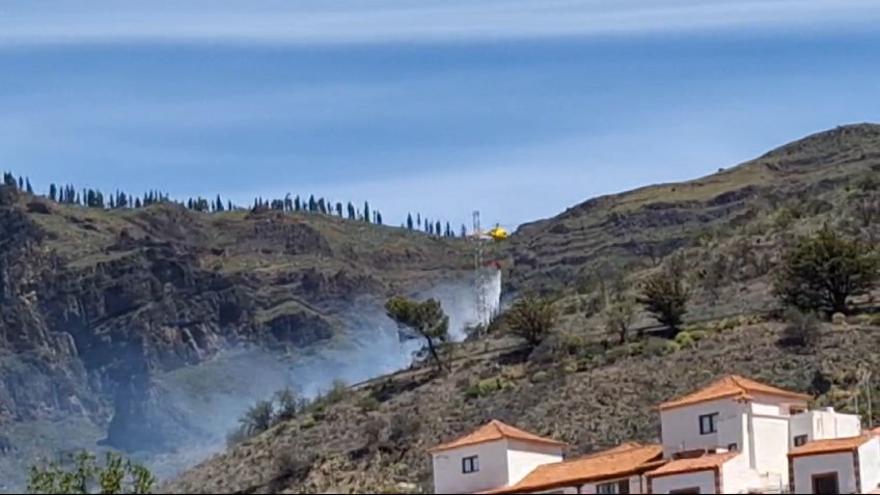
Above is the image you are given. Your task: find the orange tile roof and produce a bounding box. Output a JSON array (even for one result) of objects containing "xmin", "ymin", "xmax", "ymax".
[
  {"xmin": 480, "ymin": 443, "xmax": 663, "ymax": 494},
  {"xmin": 659, "ymin": 375, "xmax": 810, "ymax": 411},
  {"xmin": 789, "ymin": 434, "xmax": 874, "ymax": 457},
  {"xmin": 646, "ymin": 452, "xmax": 740, "ymax": 478},
  {"xmin": 428, "ymin": 420, "xmax": 566, "ymax": 453}
]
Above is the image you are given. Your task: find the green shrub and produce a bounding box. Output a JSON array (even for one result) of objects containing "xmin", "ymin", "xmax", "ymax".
[
  {"xmin": 357, "ymin": 394, "xmax": 380, "ymax": 413},
  {"xmin": 300, "ymin": 415, "xmax": 317, "ymax": 430},
  {"xmin": 674, "ymin": 331, "xmax": 696, "ymax": 349},
  {"xmin": 780, "ymin": 309, "xmax": 820, "ymax": 348},
  {"xmin": 27, "ymin": 451, "xmax": 155, "ymax": 494},
  {"xmin": 465, "ymin": 377, "xmax": 508, "ymax": 399},
  {"xmin": 529, "ymin": 371, "xmax": 550, "ymax": 384},
  {"xmin": 642, "ymin": 337, "xmax": 680, "ymax": 357},
  {"xmin": 689, "ymin": 330, "xmax": 708, "ymax": 341}
]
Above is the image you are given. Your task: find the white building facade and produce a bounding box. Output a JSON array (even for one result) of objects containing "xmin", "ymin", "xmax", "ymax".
[{"xmin": 430, "ymin": 375, "xmax": 880, "ymax": 494}]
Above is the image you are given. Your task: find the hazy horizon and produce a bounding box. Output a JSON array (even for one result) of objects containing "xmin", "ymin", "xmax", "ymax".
[{"xmin": 2, "ymin": 1, "xmax": 880, "ymax": 229}]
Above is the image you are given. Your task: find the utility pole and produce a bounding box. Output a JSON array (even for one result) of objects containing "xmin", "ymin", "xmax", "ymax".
[{"xmin": 863, "ymin": 369, "xmax": 873, "ymax": 429}]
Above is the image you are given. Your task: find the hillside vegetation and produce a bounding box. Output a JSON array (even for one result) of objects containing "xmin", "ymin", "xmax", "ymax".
[
  {"xmin": 165, "ymin": 124, "xmax": 880, "ymax": 493},
  {"xmin": 0, "ymin": 187, "xmax": 472, "ymax": 489}
]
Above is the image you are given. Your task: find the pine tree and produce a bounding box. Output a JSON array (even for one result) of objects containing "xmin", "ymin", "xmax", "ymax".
[
  {"xmin": 308, "ymin": 195, "xmax": 317, "ymax": 212},
  {"xmin": 347, "ymin": 202, "xmax": 356, "ymax": 220},
  {"xmin": 376, "ymin": 211, "xmax": 383, "ymax": 225},
  {"xmin": 435, "ymin": 221, "xmax": 441, "ymax": 236},
  {"xmin": 25, "ymin": 178, "xmax": 33, "ymax": 194},
  {"xmin": 18, "ymin": 177, "xmax": 23, "ymax": 189},
  {"xmin": 417, "ymin": 213, "xmax": 422, "ymax": 227},
  {"xmin": 228, "ymin": 200, "xmax": 233, "ymax": 211},
  {"xmin": 294, "ymin": 196, "xmax": 301, "ymax": 211},
  {"xmin": 135, "ymin": 197, "xmax": 142, "ymax": 208},
  {"xmin": 461, "ymin": 224, "xmax": 467, "ymax": 237},
  {"xmin": 363, "ymin": 201, "xmax": 371, "ymax": 223},
  {"xmin": 407, "ymin": 213, "xmax": 414, "ymax": 230},
  {"xmin": 216, "ymin": 194, "xmax": 224, "ymax": 212},
  {"xmin": 109, "ymin": 194, "xmax": 116, "ymax": 208},
  {"xmin": 317, "ymin": 198, "xmax": 327, "ymax": 214},
  {"xmin": 49, "ymin": 184, "xmax": 57, "ymax": 202},
  {"xmin": 336, "ymin": 202, "xmax": 343, "ymax": 217},
  {"xmin": 445, "ymin": 222, "xmax": 451, "ymax": 237}
]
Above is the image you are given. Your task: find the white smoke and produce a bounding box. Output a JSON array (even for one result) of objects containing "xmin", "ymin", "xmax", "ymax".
[{"xmin": 141, "ymin": 272, "xmax": 504, "ymax": 478}]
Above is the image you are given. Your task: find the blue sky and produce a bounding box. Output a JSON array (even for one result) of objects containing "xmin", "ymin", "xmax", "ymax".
[{"xmin": 1, "ymin": 1, "xmax": 880, "ymax": 228}]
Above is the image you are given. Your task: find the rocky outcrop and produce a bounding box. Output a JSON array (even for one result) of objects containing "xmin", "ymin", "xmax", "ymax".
[{"xmin": 0, "ymin": 189, "xmax": 470, "ymax": 451}]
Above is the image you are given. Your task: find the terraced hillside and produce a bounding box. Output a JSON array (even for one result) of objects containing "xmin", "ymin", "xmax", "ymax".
[{"xmin": 166, "ymin": 123, "xmax": 880, "ymax": 493}]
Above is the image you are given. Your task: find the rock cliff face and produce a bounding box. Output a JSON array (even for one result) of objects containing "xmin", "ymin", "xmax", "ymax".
[{"xmin": 0, "ymin": 189, "xmax": 470, "ymax": 451}]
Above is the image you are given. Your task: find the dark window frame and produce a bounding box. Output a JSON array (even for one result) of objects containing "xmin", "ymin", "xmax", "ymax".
[
  {"xmin": 794, "ymin": 434, "xmax": 808, "ymax": 447},
  {"xmin": 811, "ymin": 472, "xmax": 840, "ymax": 494},
  {"xmin": 699, "ymin": 413, "xmax": 719, "ymax": 435},
  {"xmin": 462, "ymin": 455, "xmax": 479, "ymax": 474}
]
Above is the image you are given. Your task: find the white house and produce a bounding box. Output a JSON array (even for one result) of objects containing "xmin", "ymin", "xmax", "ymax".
[
  {"xmin": 483, "ymin": 442, "xmax": 664, "ymax": 494},
  {"xmin": 788, "ymin": 433, "xmax": 880, "ymax": 494},
  {"xmin": 652, "ymin": 374, "xmax": 811, "ymax": 493},
  {"xmin": 428, "ymin": 419, "xmax": 566, "ymax": 494},
  {"xmin": 429, "ymin": 375, "xmax": 880, "ymax": 494}
]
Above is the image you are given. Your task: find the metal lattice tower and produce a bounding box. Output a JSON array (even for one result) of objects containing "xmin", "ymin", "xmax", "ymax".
[{"xmin": 472, "ymin": 210, "xmax": 489, "ymax": 328}]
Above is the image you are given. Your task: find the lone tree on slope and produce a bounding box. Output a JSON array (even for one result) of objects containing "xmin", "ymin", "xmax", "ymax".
[
  {"xmin": 506, "ymin": 294, "xmax": 558, "ymax": 348},
  {"xmin": 638, "ymin": 267, "xmax": 690, "ymax": 336},
  {"xmin": 775, "ymin": 226, "xmax": 879, "ymax": 315},
  {"xmin": 385, "ymin": 296, "xmax": 450, "ymax": 370}
]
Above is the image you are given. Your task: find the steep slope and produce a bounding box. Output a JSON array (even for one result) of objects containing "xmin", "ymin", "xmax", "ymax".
[
  {"xmin": 506, "ymin": 123, "xmax": 880, "ymax": 292},
  {"xmin": 0, "ymin": 191, "xmax": 471, "ymax": 461},
  {"xmin": 165, "ymin": 123, "xmax": 880, "ymax": 493},
  {"xmin": 166, "ymin": 319, "xmax": 880, "ymax": 494}
]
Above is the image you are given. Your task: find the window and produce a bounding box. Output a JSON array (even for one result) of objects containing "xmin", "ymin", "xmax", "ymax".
[
  {"xmin": 595, "ymin": 481, "xmax": 630, "ymax": 494},
  {"xmin": 811, "ymin": 473, "xmax": 839, "ymax": 494},
  {"xmin": 794, "ymin": 435, "xmax": 808, "ymax": 447},
  {"xmin": 699, "ymin": 413, "xmax": 719, "ymax": 435},
  {"xmin": 669, "ymin": 489, "xmax": 700, "ymax": 494},
  {"xmin": 462, "ymin": 455, "xmax": 479, "ymax": 474},
  {"xmin": 727, "ymin": 442, "xmax": 738, "ymax": 452}
]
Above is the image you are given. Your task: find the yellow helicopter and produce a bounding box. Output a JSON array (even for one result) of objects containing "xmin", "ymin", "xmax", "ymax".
[{"xmin": 485, "ymin": 224, "xmax": 509, "ymax": 242}]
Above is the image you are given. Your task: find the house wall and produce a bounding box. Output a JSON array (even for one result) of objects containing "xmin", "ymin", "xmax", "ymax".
[
  {"xmin": 720, "ymin": 453, "xmax": 764, "ymax": 494},
  {"xmin": 580, "ymin": 475, "xmax": 643, "ymax": 494},
  {"xmin": 859, "ymin": 437, "xmax": 880, "ymax": 493},
  {"xmin": 789, "ymin": 409, "xmax": 862, "ymax": 447},
  {"xmin": 751, "ymin": 414, "xmax": 790, "ymax": 485},
  {"xmin": 432, "ymin": 439, "xmax": 510, "ymax": 494},
  {"xmin": 661, "ymin": 399, "xmax": 746, "ymax": 457},
  {"xmin": 650, "ymin": 470, "xmax": 716, "ymax": 494},
  {"xmin": 505, "ymin": 440, "xmax": 564, "ymax": 486},
  {"xmin": 791, "ymin": 452, "xmax": 856, "ymax": 494}
]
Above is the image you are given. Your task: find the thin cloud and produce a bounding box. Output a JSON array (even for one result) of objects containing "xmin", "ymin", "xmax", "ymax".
[{"xmin": 2, "ymin": 0, "xmax": 879, "ymax": 45}]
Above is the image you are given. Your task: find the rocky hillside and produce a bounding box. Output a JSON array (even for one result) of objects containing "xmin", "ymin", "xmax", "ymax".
[
  {"xmin": 165, "ymin": 124, "xmax": 880, "ymax": 493},
  {"xmin": 0, "ymin": 190, "xmax": 471, "ymax": 457},
  {"xmin": 505, "ymin": 123, "xmax": 880, "ymax": 292}
]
